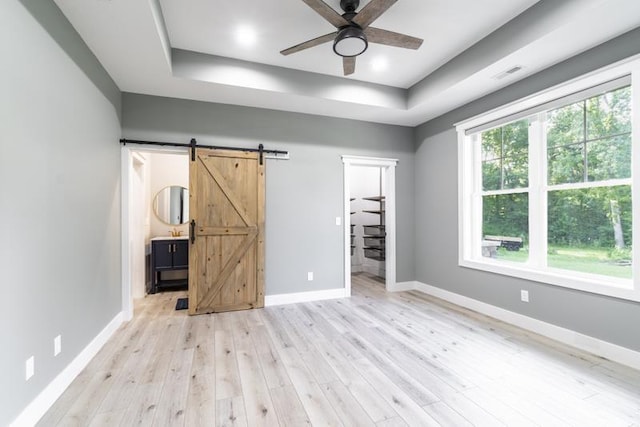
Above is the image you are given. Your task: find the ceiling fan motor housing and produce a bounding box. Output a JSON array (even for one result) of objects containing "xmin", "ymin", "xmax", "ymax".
[{"xmin": 340, "ymin": 0, "xmax": 360, "ymax": 13}]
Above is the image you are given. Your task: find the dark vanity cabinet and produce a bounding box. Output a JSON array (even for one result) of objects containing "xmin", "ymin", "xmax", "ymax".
[{"xmin": 150, "ymin": 238, "xmax": 189, "ymax": 294}]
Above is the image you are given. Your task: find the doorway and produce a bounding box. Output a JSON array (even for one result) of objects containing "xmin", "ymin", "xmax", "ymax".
[
  {"xmin": 121, "ymin": 146, "xmax": 188, "ymax": 320},
  {"xmin": 342, "ymin": 156, "xmax": 397, "ymax": 296}
]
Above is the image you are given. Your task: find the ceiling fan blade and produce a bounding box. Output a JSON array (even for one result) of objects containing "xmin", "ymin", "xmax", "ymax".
[
  {"xmin": 343, "ymin": 56, "xmax": 356, "ymax": 75},
  {"xmin": 280, "ymin": 32, "xmax": 337, "ymax": 56},
  {"xmin": 364, "ymin": 27, "xmax": 423, "ymax": 49},
  {"xmin": 302, "ymin": 0, "xmax": 349, "ymax": 28},
  {"xmin": 352, "ymin": 0, "xmax": 397, "ymax": 29}
]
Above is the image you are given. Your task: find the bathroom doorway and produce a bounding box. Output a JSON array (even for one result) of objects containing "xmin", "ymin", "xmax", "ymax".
[{"xmin": 121, "ymin": 146, "xmax": 189, "ymax": 320}]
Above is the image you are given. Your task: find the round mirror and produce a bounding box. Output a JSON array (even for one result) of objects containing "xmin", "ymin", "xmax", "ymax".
[{"xmin": 153, "ymin": 186, "xmax": 189, "ymax": 225}]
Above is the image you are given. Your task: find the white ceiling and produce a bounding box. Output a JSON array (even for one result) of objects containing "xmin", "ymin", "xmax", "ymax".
[
  {"xmin": 160, "ymin": 0, "xmax": 537, "ymax": 88},
  {"xmin": 54, "ymin": 0, "xmax": 640, "ymax": 126}
]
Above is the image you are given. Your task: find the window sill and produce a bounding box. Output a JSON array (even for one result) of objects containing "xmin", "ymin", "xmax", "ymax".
[{"xmin": 459, "ymin": 257, "xmax": 639, "ymax": 302}]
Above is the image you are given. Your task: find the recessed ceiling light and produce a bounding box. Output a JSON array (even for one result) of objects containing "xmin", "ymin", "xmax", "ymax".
[
  {"xmin": 235, "ymin": 25, "xmax": 257, "ymax": 48},
  {"xmin": 371, "ymin": 56, "xmax": 388, "ymax": 72}
]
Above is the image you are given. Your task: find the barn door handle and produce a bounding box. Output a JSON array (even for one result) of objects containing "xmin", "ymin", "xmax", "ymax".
[{"xmin": 190, "ymin": 220, "xmax": 196, "ymax": 244}]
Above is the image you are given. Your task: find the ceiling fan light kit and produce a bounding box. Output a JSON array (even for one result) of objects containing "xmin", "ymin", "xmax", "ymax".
[
  {"xmin": 333, "ymin": 26, "xmax": 368, "ymax": 57},
  {"xmin": 282, "ymin": 0, "xmax": 423, "ymax": 76}
]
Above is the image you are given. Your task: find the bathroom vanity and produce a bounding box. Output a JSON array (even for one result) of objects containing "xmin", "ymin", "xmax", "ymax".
[{"xmin": 150, "ymin": 236, "xmax": 189, "ymax": 294}]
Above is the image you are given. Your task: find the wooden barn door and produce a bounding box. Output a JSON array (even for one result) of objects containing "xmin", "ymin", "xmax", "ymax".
[{"xmin": 188, "ymin": 148, "xmax": 265, "ymax": 315}]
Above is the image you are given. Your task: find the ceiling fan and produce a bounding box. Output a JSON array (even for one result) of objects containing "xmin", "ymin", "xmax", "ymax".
[{"xmin": 280, "ymin": 0, "xmax": 423, "ymax": 76}]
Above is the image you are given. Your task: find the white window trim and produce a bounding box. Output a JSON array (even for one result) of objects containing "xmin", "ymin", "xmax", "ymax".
[{"xmin": 457, "ymin": 56, "xmax": 640, "ymax": 303}]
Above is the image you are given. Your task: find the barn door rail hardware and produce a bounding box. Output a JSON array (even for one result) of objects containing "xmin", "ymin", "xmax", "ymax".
[{"xmin": 119, "ymin": 138, "xmax": 290, "ymax": 164}]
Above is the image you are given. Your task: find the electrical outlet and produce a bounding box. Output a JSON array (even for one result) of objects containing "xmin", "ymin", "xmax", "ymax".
[
  {"xmin": 54, "ymin": 335, "xmax": 62, "ymax": 356},
  {"xmin": 26, "ymin": 356, "xmax": 34, "ymax": 381},
  {"xmin": 521, "ymin": 290, "xmax": 529, "ymax": 302},
  {"xmin": 336, "ymin": 217, "xmax": 341, "ymax": 226},
  {"xmin": 307, "ymin": 272, "xmax": 313, "ymax": 281}
]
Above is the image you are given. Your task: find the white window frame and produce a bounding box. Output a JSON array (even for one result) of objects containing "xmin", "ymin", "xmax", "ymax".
[{"xmin": 457, "ymin": 55, "xmax": 640, "ymax": 302}]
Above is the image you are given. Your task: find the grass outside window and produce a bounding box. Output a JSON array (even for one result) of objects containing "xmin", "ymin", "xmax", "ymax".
[{"xmin": 496, "ymin": 246, "xmax": 631, "ymax": 279}]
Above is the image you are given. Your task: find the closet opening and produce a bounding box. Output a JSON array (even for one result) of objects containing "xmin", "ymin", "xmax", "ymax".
[{"xmin": 342, "ymin": 156, "xmax": 397, "ymax": 296}]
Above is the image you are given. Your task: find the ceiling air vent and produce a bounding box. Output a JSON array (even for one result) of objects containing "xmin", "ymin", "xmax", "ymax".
[{"xmin": 493, "ymin": 66, "xmax": 523, "ymax": 80}]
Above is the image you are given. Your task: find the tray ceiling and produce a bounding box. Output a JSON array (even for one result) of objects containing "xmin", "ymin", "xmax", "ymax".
[{"xmin": 54, "ymin": 0, "xmax": 640, "ymax": 126}]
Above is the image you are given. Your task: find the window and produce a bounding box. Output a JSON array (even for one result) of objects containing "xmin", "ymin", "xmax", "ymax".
[
  {"xmin": 458, "ymin": 59, "xmax": 639, "ymax": 301},
  {"xmin": 481, "ymin": 120, "xmax": 530, "ymax": 263}
]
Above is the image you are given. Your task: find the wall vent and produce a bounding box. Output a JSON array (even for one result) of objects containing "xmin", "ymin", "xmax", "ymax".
[{"xmin": 493, "ymin": 66, "xmax": 524, "ymax": 80}]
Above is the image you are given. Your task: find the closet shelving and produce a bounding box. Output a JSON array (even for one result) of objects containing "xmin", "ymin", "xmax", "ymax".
[
  {"xmin": 362, "ymin": 195, "xmax": 385, "ymax": 261},
  {"xmin": 350, "ymin": 198, "xmax": 355, "ymax": 256}
]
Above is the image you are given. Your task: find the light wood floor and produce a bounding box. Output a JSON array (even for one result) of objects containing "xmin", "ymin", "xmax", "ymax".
[{"xmin": 40, "ymin": 273, "xmax": 640, "ymax": 426}]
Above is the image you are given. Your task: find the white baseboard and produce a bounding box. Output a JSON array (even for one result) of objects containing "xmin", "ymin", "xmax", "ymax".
[
  {"xmin": 11, "ymin": 312, "xmax": 125, "ymax": 427},
  {"xmin": 388, "ymin": 280, "xmax": 417, "ymax": 292},
  {"xmin": 265, "ymin": 288, "xmax": 347, "ymax": 306},
  {"xmin": 398, "ymin": 281, "xmax": 640, "ymax": 371}
]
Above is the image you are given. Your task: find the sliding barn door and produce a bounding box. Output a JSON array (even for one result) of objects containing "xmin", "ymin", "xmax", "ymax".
[{"xmin": 188, "ymin": 148, "xmax": 265, "ymax": 315}]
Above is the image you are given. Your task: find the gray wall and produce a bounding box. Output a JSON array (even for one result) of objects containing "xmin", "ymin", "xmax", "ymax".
[
  {"xmin": 0, "ymin": 1, "xmax": 122, "ymax": 425},
  {"xmin": 414, "ymin": 28, "xmax": 640, "ymax": 352},
  {"xmin": 122, "ymin": 93, "xmax": 415, "ymax": 295}
]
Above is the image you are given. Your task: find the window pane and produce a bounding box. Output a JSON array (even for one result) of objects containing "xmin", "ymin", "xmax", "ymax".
[
  {"xmin": 482, "ymin": 128, "xmax": 502, "ymax": 161},
  {"xmin": 548, "ymin": 86, "xmax": 632, "ymax": 186},
  {"xmin": 503, "ymin": 156, "xmax": 528, "ymax": 189},
  {"xmin": 548, "ymin": 186, "xmax": 632, "ymax": 278},
  {"xmin": 502, "ymin": 120, "xmax": 529, "ymax": 157},
  {"xmin": 482, "ymin": 194, "xmax": 528, "ymax": 262},
  {"xmin": 587, "ymin": 135, "xmax": 631, "ymax": 181},
  {"xmin": 481, "ymin": 120, "xmax": 528, "ymax": 191},
  {"xmin": 547, "ymin": 102, "xmax": 584, "ymax": 147},
  {"xmin": 586, "ymin": 86, "xmax": 631, "ymax": 140},
  {"xmin": 548, "ymin": 143, "xmax": 584, "ymax": 185},
  {"xmin": 482, "ymin": 160, "xmax": 501, "ymax": 191}
]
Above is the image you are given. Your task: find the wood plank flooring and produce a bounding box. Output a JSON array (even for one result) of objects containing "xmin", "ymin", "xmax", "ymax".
[{"xmin": 39, "ymin": 273, "xmax": 640, "ymax": 426}]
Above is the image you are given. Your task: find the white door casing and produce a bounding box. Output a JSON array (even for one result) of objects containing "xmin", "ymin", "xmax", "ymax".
[{"xmin": 342, "ymin": 155, "xmax": 398, "ymax": 296}]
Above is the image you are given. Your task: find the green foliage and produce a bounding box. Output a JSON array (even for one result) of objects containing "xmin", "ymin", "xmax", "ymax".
[
  {"xmin": 548, "ymin": 143, "xmax": 584, "ymax": 184},
  {"xmin": 608, "ymin": 247, "xmax": 632, "ymax": 261},
  {"xmin": 547, "ymin": 186, "xmax": 632, "ymax": 247},
  {"xmin": 586, "ymin": 87, "xmax": 632, "ymax": 138},
  {"xmin": 481, "ymin": 120, "xmax": 528, "ymax": 191},
  {"xmin": 483, "ymin": 193, "xmax": 528, "ymax": 241}
]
